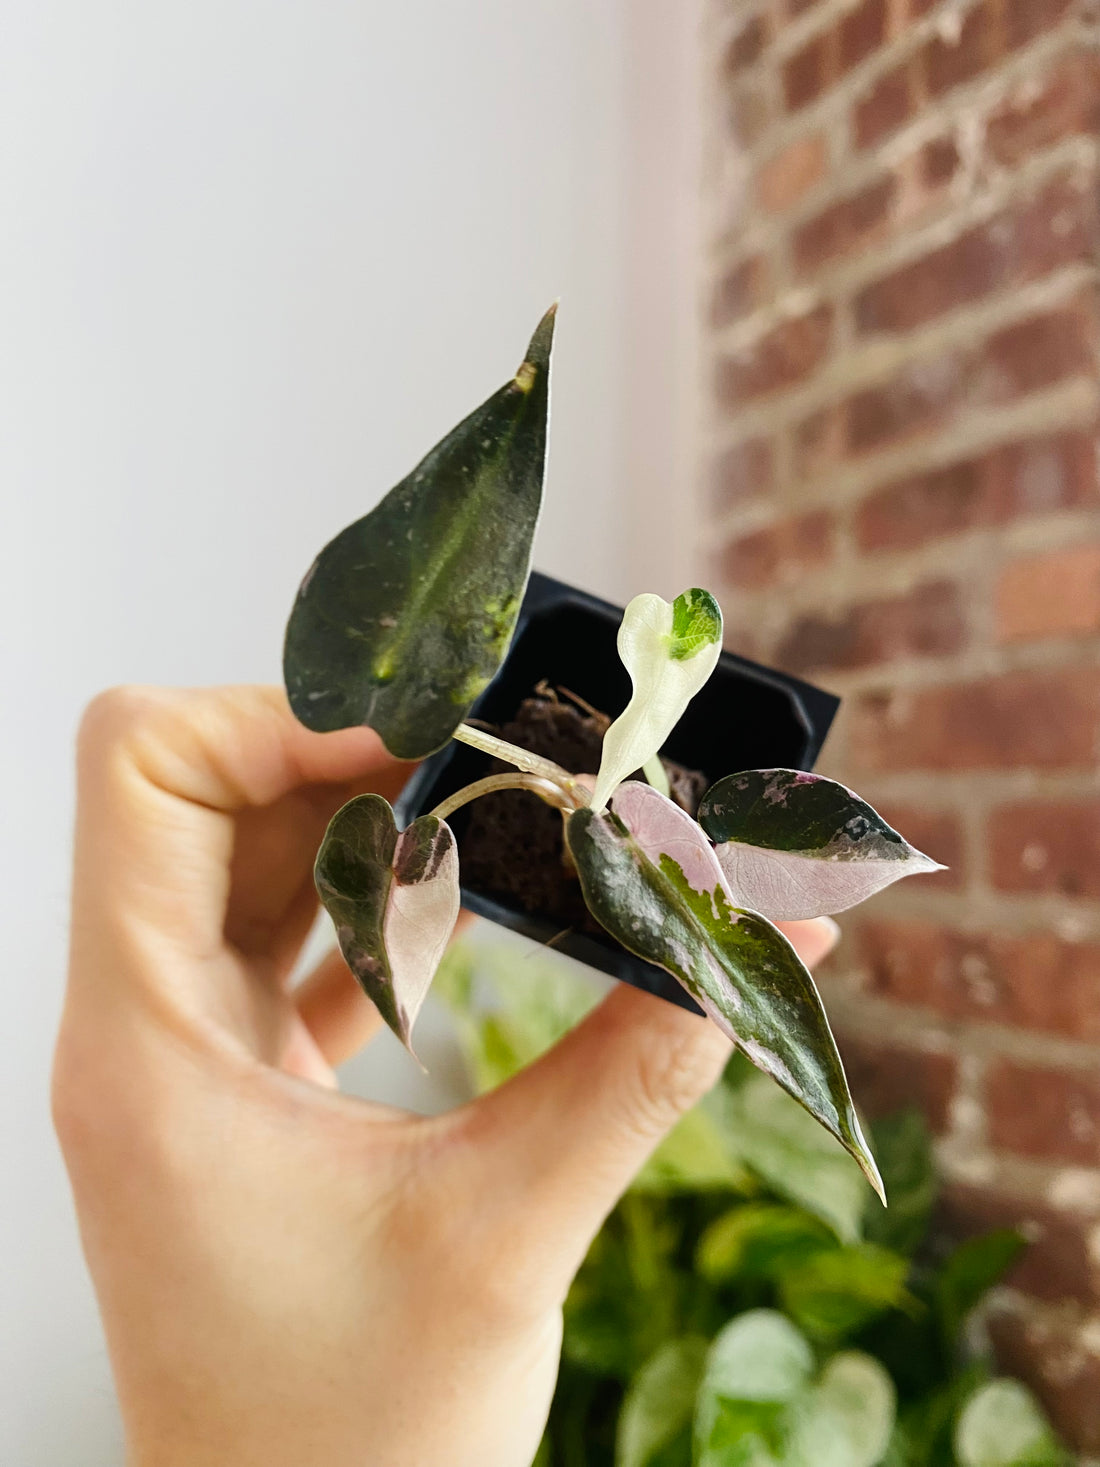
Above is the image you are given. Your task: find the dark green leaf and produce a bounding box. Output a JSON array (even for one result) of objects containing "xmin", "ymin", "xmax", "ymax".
[
  {"xmin": 698, "ymin": 770, "xmax": 943, "ymax": 921},
  {"xmin": 566, "ymin": 782, "xmax": 883, "ymax": 1199},
  {"xmin": 313, "ymin": 793, "xmax": 459, "ymax": 1055},
  {"xmin": 863, "ymin": 1111, "xmax": 938, "ymax": 1256},
  {"xmin": 284, "ymin": 307, "xmax": 555, "ymax": 757},
  {"xmin": 777, "ymin": 1243, "xmax": 914, "ymax": 1342},
  {"xmin": 935, "ymin": 1231, "xmax": 1026, "ymax": 1348},
  {"xmin": 696, "ymin": 1204, "xmax": 835, "ymax": 1285}
]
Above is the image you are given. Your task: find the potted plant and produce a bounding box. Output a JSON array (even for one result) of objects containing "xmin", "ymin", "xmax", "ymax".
[{"xmin": 282, "ymin": 307, "xmax": 943, "ymax": 1197}]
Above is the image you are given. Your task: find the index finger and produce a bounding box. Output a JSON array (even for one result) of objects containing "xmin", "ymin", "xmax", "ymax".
[{"xmin": 71, "ymin": 685, "xmax": 410, "ymax": 963}]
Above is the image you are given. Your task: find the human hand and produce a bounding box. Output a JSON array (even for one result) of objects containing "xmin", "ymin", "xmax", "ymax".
[{"xmin": 53, "ymin": 686, "xmax": 840, "ymax": 1467}]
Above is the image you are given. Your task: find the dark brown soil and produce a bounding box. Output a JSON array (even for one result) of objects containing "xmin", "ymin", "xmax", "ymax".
[{"xmin": 459, "ymin": 687, "xmax": 709, "ymax": 938}]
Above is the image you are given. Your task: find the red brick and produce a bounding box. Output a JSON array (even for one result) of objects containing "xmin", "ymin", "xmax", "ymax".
[
  {"xmin": 862, "ymin": 802, "xmax": 966, "ymax": 887},
  {"xmin": 923, "ymin": 0, "xmax": 1001, "ymax": 98},
  {"xmin": 783, "ymin": 30, "xmax": 836, "ymax": 111},
  {"xmin": 986, "ymin": 53, "xmax": 1100, "ymax": 166},
  {"xmin": 860, "ymin": 919, "xmax": 1100, "ymax": 1042},
  {"xmin": 836, "ymin": 1033, "xmax": 957, "ymax": 1132},
  {"xmin": 989, "ymin": 1308, "xmax": 1100, "ymax": 1454},
  {"xmin": 855, "ymin": 177, "xmax": 1097, "ymax": 335},
  {"xmin": 775, "ymin": 578, "xmax": 966, "ymax": 673},
  {"xmin": 787, "ymin": 0, "xmax": 820, "ymax": 14},
  {"xmin": 853, "ymin": 63, "xmax": 914, "ymax": 148},
  {"xmin": 996, "ymin": 544, "xmax": 1100, "ymax": 642},
  {"xmin": 756, "ymin": 132, "xmax": 828, "ymax": 212},
  {"xmin": 715, "ymin": 303, "xmax": 833, "ymax": 404},
  {"xmin": 839, "ymin": 0, "xmax": 886, "ymax": 72},
  {"xmin": 854, "ymin": 431, "xmax": 1099, "ymax": 553},
  {"xmin": 793, "ymin": 404, "xmax": 845, "ymax": 479},
  {"xmin": 793, "ymin": 176, "xmax": 895, "ymax": 271},
  {"xmin": 938, "ymin": 1183, "xmax": 1100, "ymax": 1303},
  {"xmin": 711, "ymin": 254, "xmax": 772, "ymax": 328},
  {"xmin": 988, "ymin": 1060, "xmax": 1100, "ymax": 1165},
  {"xmin": 718, "ymin": 508, "xmax": 835, "ymax": 590},
  {"xmin": 710, "ymin": 436, "xmax": 775, "ymax": 515},
  {"xmin": 725, "ymin": 10, "xmax": 768, "ymax": 73},
  {"xmin": 978, "ymin": 302, "xmax": 1096, "ymax": 403},
  {"xmin": 1004, "ymin": 0, "xmax": 1076, "ymax": 50},
  {"xmin": 845, "ymin": 350, "xmax": 963, "ymax": 453},
  {"xmin": 856, "ymin": 223, "xmax": 1005, "ymax": 335},
  {"xmin": 989, "ymin": 797, "xmax": 1100, "ymax": 899},
  {"xmin": 849, "ymin": 666, "xmax": 1100, "ymax": 772}
]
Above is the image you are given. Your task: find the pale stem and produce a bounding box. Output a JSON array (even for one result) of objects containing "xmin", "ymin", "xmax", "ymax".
[
  {"xmin": 641, "ymin": 753, "xmax": 671, "ymax": 798},
  {"xmin": 453, "ymin": 722, "xmax": 578, "ymax": 788},
  {"xmin": 429, "ymin": 772, "xmax": 575, "ymax": 822}
]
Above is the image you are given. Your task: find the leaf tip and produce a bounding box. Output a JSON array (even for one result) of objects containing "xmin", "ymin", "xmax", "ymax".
[{"xmin": 516, "ymin": 302, "xmax": 558, "ymax": 388}]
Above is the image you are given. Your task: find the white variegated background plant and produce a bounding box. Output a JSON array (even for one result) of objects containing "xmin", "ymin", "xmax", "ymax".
[{"xmin": 283, "ymin": 310, "xmax": 945, "ymax": 1198}]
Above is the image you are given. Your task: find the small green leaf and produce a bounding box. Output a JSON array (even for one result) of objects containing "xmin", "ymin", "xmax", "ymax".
[
  {"xmin": 284, "ymin": 307, "xmax": 555, "ymax": 758},
  {"xmin": 955, "ymin": 1380, "xmax": 1067, "ymax": 1467},
  {"xmin": 616, "ymin": 1337, "xmax": 708, "ymax": 1467},
  {"xmin": 863, "ymin": 1110, "xmax": 938, "ymax": 1256},
  {"xmin": 314, "ymin": 793, "xmax": 459, "ymax": 1056},
  {"xmin": 567, "ymin": 781, "xmax": 883, "ymax": 1199},
  {"xmin": 698, "ymin": 770, "xmax": 944, "ymax": 921},
  {"xmin": 696, "ymin": 1204, "xmax": 834, "ymax": 1285},
  {"xmin": 777, "ymin": 1243, "xmax": 914, "ymax": 1342},
  {"xmin": 935, "ymin": 1230, "xmax": 1026, "ymax": 1348},
  {"xmin": 695, "ymin": 1311, "xmax": 813, "ymax": 1465},
  {"xmin": 790, "ymin": 1353, "xmax": 896, "ymax": 1467},
  {"xmin": 590, "ymin": 588, "xmax": 722, "ymax": 813},
  {"xmin": 717, "ymin": 1072, "xmax": 873, "ymax": 1243}
]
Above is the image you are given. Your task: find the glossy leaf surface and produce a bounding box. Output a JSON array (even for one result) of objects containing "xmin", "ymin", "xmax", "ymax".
[
  {"xmin": 567, "ymin": 780, "xmax": 883, "ymax": 1198},
  {"xmin": 314, "ymin": 793, "xmax": 459, "ymax": 1056},
  {"xmin": 284, "ymin": 307, "xmax": 555, "ymax": 757},
  {"xmin": 590, "ymin": 588, "xmax": 722, "ymax": 813},
  {"xmin": 699, "ymin": 769, "xmax": 944, "ymax": 921}
]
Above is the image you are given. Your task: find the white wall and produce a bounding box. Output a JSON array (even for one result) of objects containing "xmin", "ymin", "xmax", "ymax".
[{"xmin": 0, "ymin": 2, "xmax": 701, "ymax": 1459}]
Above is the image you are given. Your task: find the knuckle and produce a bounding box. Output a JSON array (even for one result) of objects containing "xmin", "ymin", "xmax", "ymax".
[{"xmin": 76, "ymin": 685, "xmax": 168, "ymax": 766}]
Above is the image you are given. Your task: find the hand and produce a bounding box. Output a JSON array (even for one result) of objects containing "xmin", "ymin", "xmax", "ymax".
[{"xmin": 53, "ymin": 686, "xmax": 841, "ymax": 1467}]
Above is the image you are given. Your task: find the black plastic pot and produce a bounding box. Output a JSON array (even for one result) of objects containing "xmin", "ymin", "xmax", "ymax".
[{"xmin": 396, "ymin": 571, "xmax": 840, "ymax": 1013}]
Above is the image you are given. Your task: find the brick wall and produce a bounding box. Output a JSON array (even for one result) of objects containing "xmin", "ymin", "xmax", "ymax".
[{"xmin": 702, "ymin": 0, "xmax": 1100, "ymax": 1451}]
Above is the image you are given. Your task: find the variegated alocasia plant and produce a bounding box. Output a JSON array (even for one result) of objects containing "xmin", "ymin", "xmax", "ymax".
[{"xmin": 284, "ymin": 308, "xmax": 944, "ymax": 1199}]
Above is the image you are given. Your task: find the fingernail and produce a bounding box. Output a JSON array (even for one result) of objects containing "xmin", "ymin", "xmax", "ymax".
[{"xmin": 819, "ymin": 916, "xmax": 842, "ymax": 948}]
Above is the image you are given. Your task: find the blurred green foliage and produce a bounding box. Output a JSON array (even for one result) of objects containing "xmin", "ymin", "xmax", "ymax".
[{"xmin": 433, "ymin": 937, "xmax": 1072, "ymax": 1467}]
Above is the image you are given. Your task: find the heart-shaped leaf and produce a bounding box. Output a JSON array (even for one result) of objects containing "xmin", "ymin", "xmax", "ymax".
[
  {"xmin": 955, "ymin": 1380, "xmax": 1067, "ymax": 1467},
  {"xmin": 284, "ymin": 307, "xmax": 555, "ymax": 758},
  {"xmin": 314, "ymin": 793, "xmax": 460, "ymax": 1057},
  {"xmin": 590, "ymin": 588, "xmax": 723, "ymax": 813},
  {"xmin": 566, "ymin": 780, "xmax": 883, "ymax": 1198},
  {"xmin": 698, "ymin": 769, "xmax": 944, "ymax": 921},
  {"xmin": 616, "ymin": 1336, "xmax": 709, "ymax": 1467}
]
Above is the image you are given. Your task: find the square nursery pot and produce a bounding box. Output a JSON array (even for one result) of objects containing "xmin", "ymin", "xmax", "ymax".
[{"xmin": 396, "ymin": 571, "xmax": 840, "ymax": 1015}]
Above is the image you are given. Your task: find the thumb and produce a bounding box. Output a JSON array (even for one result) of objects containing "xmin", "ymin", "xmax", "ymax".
[{"xmin": 463, "ymin": 916, "xmax": 841, "ymax": 1283}]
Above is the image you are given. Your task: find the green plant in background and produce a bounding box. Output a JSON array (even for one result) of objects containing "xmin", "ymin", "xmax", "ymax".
[
  {"xmin": 434, "ymin": 936, "xmax": 1072, "ymax": 1467},
  {"xmin": 283, "ymin": 309, "xmax": 945, "ymax": 1192}
]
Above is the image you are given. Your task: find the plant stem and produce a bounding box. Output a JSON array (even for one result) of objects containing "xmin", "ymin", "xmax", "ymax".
[
  {"xmin": 429, "ymin": 772, "xmax": 574, "ymax": 822},
  {"xmin": 454, "ymin": 722, "xmax": 578, "ymax": 788}
]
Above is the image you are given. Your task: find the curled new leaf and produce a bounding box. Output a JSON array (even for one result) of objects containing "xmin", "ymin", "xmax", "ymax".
[
  {"xmin": 284, "ymin": 307, "xmax": 555, "ymax": 758},
  {"xmin": 698, "ymin": 769, "xmax": 944, "ymax": 921},
  {"xmin": 314, "ymin": 793, "xmax": 460, "ymax": 1058},
  {"xmin": 566, "ymin": 780, "xmax": 883, "ymax": 1198},
  {"xmin": 590, "ymin": 588, "xmax": 723, "ymax": 814}
]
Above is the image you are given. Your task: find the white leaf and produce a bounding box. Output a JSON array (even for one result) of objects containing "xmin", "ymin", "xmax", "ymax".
[{"xmin": 591, "ymin": 588, "xmax": 722, "ymax": 813}]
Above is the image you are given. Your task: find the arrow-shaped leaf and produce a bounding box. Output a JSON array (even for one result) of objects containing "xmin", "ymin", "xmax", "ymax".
[
  {"xmin": 284, "ymin": 307, "xmax": 555, "ymax": 758},
  {"xmin": 590, "ymin": 588, "xmax": 723, "ymax": 813},
  {"xmin": 566, "ymin": 780, "xmax": 883, "ymax": 1197},
  {"xmin": 314, "ymin": 793, "xmax": 460, "ymax": 1057},
  {"xmin": 698, "ymin": 769, "xmax": 944, "ymax": 921}
]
